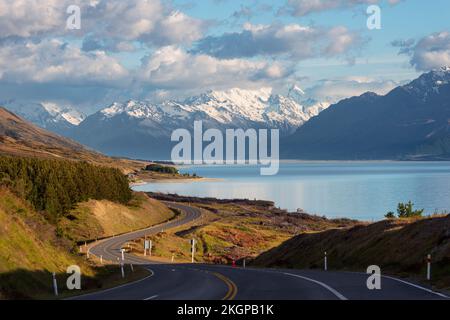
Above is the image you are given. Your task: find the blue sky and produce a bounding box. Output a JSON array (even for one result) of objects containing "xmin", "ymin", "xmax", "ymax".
[
  {"xmin": 0, "ymin": 0, "xmax": 449, "ymax": 113},
  {"xmin": 169, "ymin": 0, "xmax": 449, "ymax": 82}
]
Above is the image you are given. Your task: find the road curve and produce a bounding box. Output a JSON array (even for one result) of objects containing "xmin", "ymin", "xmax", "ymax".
[{"xmin": 74, "ymin": 203, "xmax": 449, "ymax": 301}]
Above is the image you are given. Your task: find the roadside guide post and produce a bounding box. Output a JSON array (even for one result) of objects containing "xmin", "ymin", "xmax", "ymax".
[
  {"xmin": 191, "ymin": 239, "xmax": 196, "ymax": 263},
  {"xmin": 427, "ymin": 254, "xmax": 431, "ymax": 281},
  {"xmin": 144, "ymin": 237, "xmax": 149, "ymax": 256},
  {"xmin": 52, "ymin": 272, "xmax": 58, "ymax": 296},
  {"xmin": 324, "ymin": 252, "xmax": 328, "ymax": 271}
]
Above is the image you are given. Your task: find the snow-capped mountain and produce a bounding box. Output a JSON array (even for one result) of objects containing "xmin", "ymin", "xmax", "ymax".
[
  {"xmin": 0, "ymin": 100, "xmax": 85, "ymax": 134},
  {"xmin": 283, "ymin": 67, "xmax": 450, "ymax": 160},
  {"xmin": 402, "ymin": 66, "xmax": 450, "ymax": 101},
  {"xmin": 68, "ymin": 87, "xmax": 329, "ymax": 159}
]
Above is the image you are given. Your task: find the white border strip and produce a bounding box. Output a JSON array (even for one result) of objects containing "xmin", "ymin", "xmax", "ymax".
[
  {"xmin": 382, "ymin": 275, "xmax": 449, "ymax": 299},
  {"xmin": 283, "ymin": 272, "xmax": 348, "ymax": 300},
  {"xmin": 66, "ymin": 268, "xmax": 155, "ymax": 300}
]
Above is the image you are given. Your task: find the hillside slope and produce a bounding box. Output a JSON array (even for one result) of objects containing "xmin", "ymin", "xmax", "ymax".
[
  {"xmin": 0, "ymin": 107, "xmax": 145, "ymax": 173},
  {"xmin": 253, "ymin": 215, "xmax": 450, "ymax": 289},
  {"xmin": 0, "ymin": 188, "xmax": 94, "ymax": 299},
  {"xmin": 60, "ymin": 192, "xmax": 175, "ymax": 242}
]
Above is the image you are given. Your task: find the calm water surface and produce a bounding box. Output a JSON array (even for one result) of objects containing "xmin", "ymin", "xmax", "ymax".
[{"xmin": 133, "ymin": 162, "xmax": 450, "ymax": 220}]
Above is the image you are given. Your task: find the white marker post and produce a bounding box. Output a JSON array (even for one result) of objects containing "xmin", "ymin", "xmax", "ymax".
[
  {"xmin": 243, "ymin": 259, "xmax": 246, "ymax": 269},
  {"xmin": 149, "ymin": 240, "xmax": 153, "ymax": 257},
  {"xmin": 172, "ymin": 254, "xmax": 175, "ymax": 263},
  {"xmin": 144, "ymin": 237, "xmax": 148, "ymax": 256},
  {"xmin": 426, "ymin": 254, "xmax": 431, "ymax": 281},
  {"xmin": 121, "ymin": 249, "xmax": 125, "ymax": 261},
  {"xmin": 52, "ymin": 272, "xmax": 58, "ymax": 296},
  {"xmin": 191, "ymin": 239, "xmax": 196, "ymax": 263},
  {"xmin": 120, "ymin": 263, "xmax": 125, "ymax": 278},
  {"xmin": 324, "ymin": 252, "xmax": 328, "ymax": 271},
  {"xmin": 100, "ymin": 255, "xmax": 103, "ymax": 265},
  {"xmin": 130, "ymin": 264, "xmax": 134, "ymax": 273}
]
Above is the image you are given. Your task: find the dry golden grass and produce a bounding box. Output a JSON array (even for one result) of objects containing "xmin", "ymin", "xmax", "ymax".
[
  {"xmin": 253, "ymin": 215, "xmax": 450, "ymax": 290},
  {"xmin": 60, "ymin": 192, "xmax": 175, "ymax": 242}
]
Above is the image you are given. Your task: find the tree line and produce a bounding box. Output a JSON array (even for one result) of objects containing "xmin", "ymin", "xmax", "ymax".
[{"xmin": 0, "ymin": 156, "xmax": 132, "ymax": 223}]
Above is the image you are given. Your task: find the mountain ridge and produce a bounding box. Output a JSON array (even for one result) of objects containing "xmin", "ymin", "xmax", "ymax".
[{"xmin": 282, "ymin": 67, "xmax": 450, "ymax": 160}]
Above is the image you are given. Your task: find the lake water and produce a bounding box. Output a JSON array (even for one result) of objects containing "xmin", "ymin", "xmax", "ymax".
[{"xmin": 133, "ymin": 162, "xmax": 450, "ymax": 220}]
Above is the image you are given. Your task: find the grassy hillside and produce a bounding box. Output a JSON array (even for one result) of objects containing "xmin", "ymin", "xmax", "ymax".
[
  {"xmin": 0, "ymin": 188, "xmax": 94, "ymax": 298},
  {"xmin": 253, "ymin": 215, "xmax": 450, "ymax": 289},
  {"xmin": 60, "ymin": 192, "xmax": 175, "ymax": 242}
]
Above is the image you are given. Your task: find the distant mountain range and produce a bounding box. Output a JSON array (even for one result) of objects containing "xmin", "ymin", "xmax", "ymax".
[
  {"xmin": 283, "ymin": 67, "xmax": 450, "ymax": 160},
  {"xmin": 0, "ymin": 100, "xmax": 85, "ymax": 135},
  {"xmin": 1, "ymin": 86, "xmax": 328, "ymax": 159},
  {"xmin": 3, "ymin": 68, "xmax": 450, "ymax": 161}
]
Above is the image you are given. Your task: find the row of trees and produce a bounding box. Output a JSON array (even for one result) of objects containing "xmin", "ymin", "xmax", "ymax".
[
  {"xmin": 0, "ymin": 156, "xmax": 132, "ymax": 223},
  {"xmin": 145, "ymin": 163, "xmax": 179, "ymax": 174}
]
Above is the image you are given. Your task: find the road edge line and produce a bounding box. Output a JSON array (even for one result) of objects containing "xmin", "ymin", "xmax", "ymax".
[
  {"xmin": 283, "ymin": 272, "xmax": 348, "ymax": 300},
  {"xmin": 66, "ymin": 268, "xmax": 155, "ymax": 300},
  {"xmin": 382, "ymin": 275, "xmax": 449, "ymax": 299}
]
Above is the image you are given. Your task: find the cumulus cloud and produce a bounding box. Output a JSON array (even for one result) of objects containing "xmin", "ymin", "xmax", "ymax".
[
  {"xmin": 0, "ymin": 39, "xmax": 128, "ymax": 85},
  {"xmin": 279, "ymin": 0, "xmax": 403, "ymax": 16},
  {"xmin": 192, "ymin": 22, "xmax": 364, "ymax": 60},
  {"xmin": 393, "ymin": 31, "xmax": 450, "ymax": 71},
  {"xmin": 139, "ymin": 46, "xmax": 288, "ymax": 91},
  {"xmin": 0, "ymin": 0, "xmax": 205, "ymax": 49}
]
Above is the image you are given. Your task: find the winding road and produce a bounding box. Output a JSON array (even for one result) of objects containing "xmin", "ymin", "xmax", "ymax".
[{"xmin": 73, "ymin": 203, "xmax": 448, "ymax": 301}]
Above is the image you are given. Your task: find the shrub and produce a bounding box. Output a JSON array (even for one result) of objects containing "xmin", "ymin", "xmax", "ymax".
[
  {"xmin": 385, "ymin": 211, "xmax": 395, "ymax": 219},
  {"xmin": 397, "ymin": 201, "xmax": 424, "ymax": 218}
]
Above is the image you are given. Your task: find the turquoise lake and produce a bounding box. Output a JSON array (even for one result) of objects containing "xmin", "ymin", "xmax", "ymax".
[{"xmin": 133, "ymin": 162, "xmax": 450, "ymax": 220}]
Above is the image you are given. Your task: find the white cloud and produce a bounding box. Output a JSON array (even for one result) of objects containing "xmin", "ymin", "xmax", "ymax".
[
  {"xmin": 392, "ymin": 31, "xmax": 450, "ymax": 71},
  {"xmin": 0, "ymin": 39, "xmax": 128, "ymax": 85},
  {"xmin": 410, "ymin": 32, "xmax": 450, "ymax": 71},
  {"xmin": 0, "ymin": 0, "xmax": 205, "ymax": 49},
  {"xmin": 306, "ymin": 77, "xmax": 398, "ymax": 102},
  {"xmin": 192, "ymin": 22, "xmax": 364, "ymax": 60},
  {"xmin": 139, "ymin": 46, "xmax": 287, "ymax": 90}
]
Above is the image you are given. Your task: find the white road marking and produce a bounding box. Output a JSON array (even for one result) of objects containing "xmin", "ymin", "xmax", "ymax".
[
  {"xmin": 283, "ymin": 272, "xmax": 348, "ymax": 300},
  {"xmin": 382, "ymin": 275, "xmax": 449, "ymax": 299},
  {"xmin": 66, "ymin": 269, "xmax": 155, "ymax": 300},
  {"xmin": 143, "ymin": 295, "xmax": 158, "ymax": 300}
]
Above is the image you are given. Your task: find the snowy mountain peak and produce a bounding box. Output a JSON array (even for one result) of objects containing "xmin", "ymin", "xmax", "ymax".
[
  {"xmin": 93, "ymin": 87, "xmax": 330, "ymax": 137},
  {"xmin": 403, "ymin": 67, "xmax": 450, "ymax": 101},
  {"xmin": 1, "ymin": 100, "xmax": 85, "ymax": 130},
  {"xmin": 287, "ymin": 84, "xmax": 306, "ymax": 104},
  {"xmin": 40, "ymin": 102, "xmax": 85, "ymax": 125}
]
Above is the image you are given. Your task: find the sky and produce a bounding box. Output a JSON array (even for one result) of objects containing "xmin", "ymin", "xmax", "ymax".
[{"xmin": 0, "ymin": 0, "xmax": 449, "ymax": 114}]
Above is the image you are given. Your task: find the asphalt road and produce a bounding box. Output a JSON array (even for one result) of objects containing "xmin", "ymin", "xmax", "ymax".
[{"xmin": 73, "ymin": 203, "xmax": 449, "ymax": 301}]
